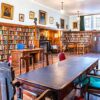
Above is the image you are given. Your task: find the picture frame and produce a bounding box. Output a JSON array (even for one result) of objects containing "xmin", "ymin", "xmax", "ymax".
[
  {"xmin": 29, "ymin": 11, "xmax": 35, "ymax": 19},
  {"xmin": 73, "ymin": 22, "xmax": 78, "ymax": 29},
  {"xmin": 49, "ymin": 17, "xmax": 54, "ymax": 24},
  {"xmin": 60, "ymin": 18, "xmax": 65, "ymax": 29},
  {"xmin": 1, "ymin": 3, "xmax": 14, "ymax": 20},
  {"xmin": 39, "ymin": 10, "xmax": 46, "ymax": 25},
  {"xmin": 19, "ymin": 14, "xmax": 24, "ymax": 22}
]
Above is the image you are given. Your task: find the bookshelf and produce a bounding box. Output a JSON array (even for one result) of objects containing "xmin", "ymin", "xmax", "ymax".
[
  {"xmin": 0, "ymin": 23, "xmax": 35, "ymax": 61},
  {"xmin": 0, "ymin": 29, "xmax": 8, "ymax": 61},
  {"xmin": 61, "ymin": 31, "xmax": 92, "ymax": 45},
  {"xmin": 61, "ymin": 31, "xmax": 93, "ymax": 53}
]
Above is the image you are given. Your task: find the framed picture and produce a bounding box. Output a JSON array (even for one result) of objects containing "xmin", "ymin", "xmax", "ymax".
[
  {"xmin": 49, "ymin": 17, "xmax": 54, "ymax": 24},
  {"xmin": 19, "ymin": 14, "xmax": 24, "ymax": 22},
  {"xmin": 60, "ymin": 18, "xmax": 65, "ymax": 29},
  {"xmin": 39, "ymin": 10, "xmax": 46, "ymax": 25},
  {"xmin": 73, "ymin": 22, "xmax": 78, "ymax": 29},
  {"xmin": 1, "ymin": 3, "xmax": 14, "ymax": 20},
  {"xmin": 29, "ymin": 11, "xmax": 35, "ymax": 19}
]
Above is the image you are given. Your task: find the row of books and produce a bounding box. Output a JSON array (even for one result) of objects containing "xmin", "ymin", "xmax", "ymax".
[
  {"xmin": 0, "ymin": 40, "xmax": 8, "ymax": 44},
  {"xmin": 0, "ymin": 26, "xmax": 35, "ymax": 32},
  {"xmin": 0, "ymin": 45, "xmax": 8, "ymax": 50},
  {"xmin": 9, "ymin": 32, "xmax": 34, "ymax": 35}
]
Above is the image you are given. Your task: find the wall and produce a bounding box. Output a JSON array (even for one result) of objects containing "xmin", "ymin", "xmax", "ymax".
[
  {"xmin": 69, "ymin": 15, "xmax": 80, "ymax": 31},
  {"xmin": 0, "ymin": 0, "xmax": 68, "ymax": 29}
]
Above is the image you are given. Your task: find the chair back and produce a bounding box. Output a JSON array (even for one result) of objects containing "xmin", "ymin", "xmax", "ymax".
[
  {"xmin": 58, "ymin": 52, "xmax": 66, "ymax": 61},
  {"xmin": 0, "ymin": 62, "xmax": 15, "ymax": 100},
  {"xmin": 35, "ymin": 89, "xmax": 57, "ymax": 100}
]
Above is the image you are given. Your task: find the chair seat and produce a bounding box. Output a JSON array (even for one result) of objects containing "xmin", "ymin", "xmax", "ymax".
[
  {"xmin": 89, "ymin": 77, "xmax": 100, "ymax": 89},
  {"xmin": 58, "ymin": 52, "xmax": 66, "ymax": 61},
  {"xmin": 23, "ymin": 86, "xmax": 45, "ymax": 97}
]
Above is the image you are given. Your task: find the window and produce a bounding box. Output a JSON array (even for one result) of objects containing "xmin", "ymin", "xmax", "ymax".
[
  {"xmin": 84, "ymin": 16, "xmax": 92, "ymax": 30},
  {"xmin": 93, "ymin": 15, "xmax": 100, "ymax": 30},
  {"xmin": 84, "ymin": 14, "xmax": 100, "ymax": 30}
]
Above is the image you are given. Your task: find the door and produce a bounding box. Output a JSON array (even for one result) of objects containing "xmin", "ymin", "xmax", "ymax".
[{"xmin": 96, "ymin": 36, "xmax": 100, "ymax": 52}]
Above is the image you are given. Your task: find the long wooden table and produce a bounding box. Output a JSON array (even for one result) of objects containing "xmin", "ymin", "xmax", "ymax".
[
  {"xmin": 17, "ymin": 57, "xmax": 98, "ymax": 100},
  {"xmin": 11, "ymin": 48, "xmax": 43, "ymax": 68}
]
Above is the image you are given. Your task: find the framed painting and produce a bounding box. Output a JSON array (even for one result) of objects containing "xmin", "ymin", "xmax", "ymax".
[
  {"xmin": 73, "ymin": 22, "xmax": 78, "ymax": 29},
  {"xmin": 60, "ymin": 18, "xmax": 65, "ymax": 29},
  {"xmin": 49, "ymin": 17, "xmax": 54, "ymax": 24},
  {"xmin": 1, "ymin": 3, "xmax": 14, "ymax": 20},
  {"xmin": 19, "ymin": 14, "xmax": 24, "ymax": 22},
  {"xmin": 29, "ymin": 11, "xmax": 35, "ymax": 19},
  {"xmin": 39, "ymin": 10, "xmax": 46, "ymax": 25}
]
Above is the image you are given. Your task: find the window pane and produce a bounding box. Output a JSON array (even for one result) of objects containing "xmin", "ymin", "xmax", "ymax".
[
  {"xmin": 84, "ymin": 16, "xmax": 91, "ymax": 30},
  {"xmin": 93, "ymin": 15, "xmax": 100, "ymax": 30}
]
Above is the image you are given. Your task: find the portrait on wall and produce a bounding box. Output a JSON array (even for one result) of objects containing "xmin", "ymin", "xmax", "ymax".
[
  {"xmin": 49, "ymin": 17, "xmax": 54, "ymax": 24},
  {"xmin": 73, "ymin": 22, "xmax": 78, "ymax": 29},
  {"xmin": 1, "ymin": 3, "xmax": 14, "ymax": 20},
  {"xmin": 60, "ymin": 18, "xmax": 65, "ymax": 29},
  {"xmin": 19, "ymin": 14, "xmax": 24, "ymax": 22},
  {"xmin": 39, "ymin": 10, "xmax": 46, "ymax": 25},
  {"xmin": 29, "ymin": 11, "xmax": 35, "ymax": 19}
]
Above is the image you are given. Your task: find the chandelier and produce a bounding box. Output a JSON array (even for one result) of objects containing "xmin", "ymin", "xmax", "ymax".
[
  {"xmin": 77, "ymin": 11, "xmax": 80, "ymax": 21},
  {"xmin": 60, "ymin": 1, "xmax": 64, "ymax": 14}
]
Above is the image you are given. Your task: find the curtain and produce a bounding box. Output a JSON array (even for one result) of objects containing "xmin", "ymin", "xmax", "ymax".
[{"xmin": 80, "ymin": 16, "xmax": 85, "ymax": 31}]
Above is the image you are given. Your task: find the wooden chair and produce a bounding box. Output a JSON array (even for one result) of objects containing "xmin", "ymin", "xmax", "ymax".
[
  {"xmin": 77, "ymin": 43, "xmax": 86, "ymax": 55},
  {"xmin": 17, "ymin": 86, "xmax": 57, "ymax": 100},
  {"xmin": 43, "ymin": 52, "xmax": 53, "ymax": 66},
  {"xmin": 35, "ymin": 89, "xmax": 57, "ymax": 100},
  {"xmin": 85, "ymin": 74, "xmax": 100, "ymax": 100},
  {"xmin": 20, "ymin": 56, "xmax": 34, "ymax": 74},
  {"xmin": 82, "ymin": 67, "xmax": 100, "ymax": 100},
  {"xmin": 67, "ymin": 43, "xmax": 76, "ymax": 54}
]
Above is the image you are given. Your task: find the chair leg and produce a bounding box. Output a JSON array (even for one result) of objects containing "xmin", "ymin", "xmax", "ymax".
[
  {"xmin": 87, "ymin": 92, "xmax": 89, "ymax": 100},
  {"xmin": 17, "ymin": 87, "xmax": 23, "ymax": 100},
  {"xmin": 51, "ymin": 54, "xmax": 53, "ymax": 64},
  {"xmin": 43, "ymin": 52, "xmax": 45, "ymax": 67}
]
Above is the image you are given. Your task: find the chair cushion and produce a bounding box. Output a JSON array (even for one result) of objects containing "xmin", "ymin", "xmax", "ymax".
[
  {"xmin": 90, "ymin": 77, "xmax": 100, "ymax": 88},
  {"xmin": 17, "ymin": 43, "xmax": 25, "ymax": 50},
  {"xmin": 58, "ymin": 52, "xmax": 66, "ymax": 61}
]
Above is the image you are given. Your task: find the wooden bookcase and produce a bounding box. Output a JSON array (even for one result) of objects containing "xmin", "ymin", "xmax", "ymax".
[
  {"xmin": 0, "ymin": 23, "xmax": 66, "ymax": 61},
  {"xmin": 61, "ymin": 31, "xmax": 93, "ymax": 53},
  {"xmin": 0, "ymin": 23, "xmax": 35, "ymax": 61},
  {"xmin": 61, "ymin": 31, "xmax": 93, "ymax": 45}
]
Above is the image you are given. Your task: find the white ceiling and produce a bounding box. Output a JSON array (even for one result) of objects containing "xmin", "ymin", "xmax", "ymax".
[{"xmin": 35, "ymin": 0, "xmax": 100, "ymax": 16}]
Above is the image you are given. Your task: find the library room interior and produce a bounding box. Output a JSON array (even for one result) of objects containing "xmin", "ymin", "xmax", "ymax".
[{"xmin": 0, "ymin": 0, "xmax": 100, "ymax": 100}]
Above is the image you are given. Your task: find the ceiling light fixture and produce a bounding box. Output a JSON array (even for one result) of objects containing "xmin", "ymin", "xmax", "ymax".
[
  {"xmin": 60, "ymin": 1, "xmax": 64, "ymax": 14},
  {"xmin": 77, "ymin": 11, "xmax": 80, "ymax": 21}
]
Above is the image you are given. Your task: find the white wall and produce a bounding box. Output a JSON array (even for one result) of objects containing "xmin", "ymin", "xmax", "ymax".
[
  {"xmin": 0, "ymin": 0, "xmax": 69, "ymax": 29},
  {"xmin": 69, "ymin": 15, "xmax": 80, "ymax": 31}
]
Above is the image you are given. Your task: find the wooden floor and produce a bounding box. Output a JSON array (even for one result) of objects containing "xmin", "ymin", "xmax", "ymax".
[{"xmin": 14, "ymin": 53, "xmax": 100, "ymax": 100}]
